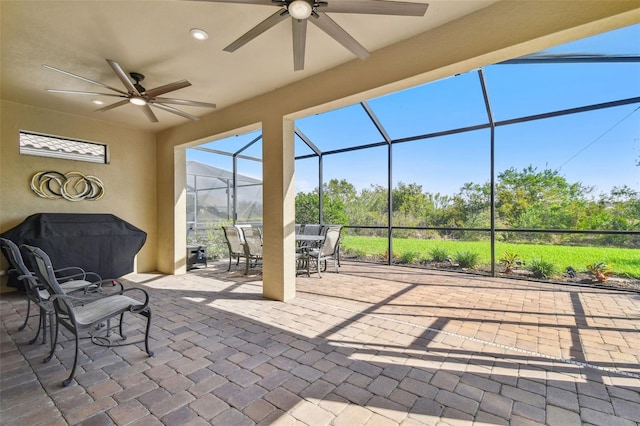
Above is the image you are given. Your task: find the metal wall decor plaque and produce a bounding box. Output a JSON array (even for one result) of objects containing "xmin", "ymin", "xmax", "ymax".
[{"xmin": 30, "ymin": 171, "xmax": 104, "ymax": 201}]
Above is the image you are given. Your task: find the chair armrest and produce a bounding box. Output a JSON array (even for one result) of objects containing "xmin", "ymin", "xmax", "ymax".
[
  {"xmin": 17, "ymin": 273, "xmax": 42, "ymax": 289},
  {"xmin": 87, "ymin": 279, "xmax": 125, "ymax": 294},
  {"xmin": 84, "ymin": 271, "xmax": 103, "ymax": 282},
  {"xmin": 121, "ymin": 287, "xmax": 150, "ymax": 312},
  {"xmin": 54, "ymin": 266, "xmax": 87, "ymax": 281}
]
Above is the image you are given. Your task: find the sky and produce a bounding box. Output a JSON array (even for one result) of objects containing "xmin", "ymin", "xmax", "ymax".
[{"xmin": 187, "ymin": 23, "xmax": 640, "ymax": 198}]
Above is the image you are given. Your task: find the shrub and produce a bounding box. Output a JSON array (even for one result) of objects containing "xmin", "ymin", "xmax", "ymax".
[
  {"xmin": 429, "ymin": 247, "xmax": 449, "ymax": 262},
  {"xmin": 398, "ymin": 251, "xmax": 420, "ymax": 264},
  {"xmin": 347, "ymin": 247, "xmax": 368, "ymax": 258},
  {"xmin": 527, "ymin": 258, "xmax": 556, "ymax": 279},
  {"xmin": 454, "ymin": 250, "xmax": 480, "ymax": 269},
  {"xmin": 499, "ymin": 252, "xmax": 521, "ymax": 273},
  {"xmin": 586, "ymin": 262, "xmax": 614, "ymax": 283},
  {"xmin": 205, "ymin": 224, "xmax": 230, "ymax": 260},
  {"xmin": 383, "ymin": 249, "xmax": 398, "ymax": 261}
]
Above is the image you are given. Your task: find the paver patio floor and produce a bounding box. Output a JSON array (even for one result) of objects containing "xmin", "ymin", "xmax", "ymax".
[{"xmin": 1, "ymin": 261, "xmax": 639, "ymax": 425}]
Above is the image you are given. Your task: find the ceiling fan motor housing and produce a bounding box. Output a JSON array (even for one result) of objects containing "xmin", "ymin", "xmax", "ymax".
[{"xmin": 129, "ymin": 72, "xmax": 146, "ymax": 93}]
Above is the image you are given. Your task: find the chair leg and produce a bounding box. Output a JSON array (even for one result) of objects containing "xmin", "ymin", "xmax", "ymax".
[
  {"xmin": 119, "ymin": 312, "xmax": 127, "ymax": 340},
  {"xmin": 142, "ymin": 308, "xmax": 154, "ymax": 357},
  {"xmin": 227, "ymin": 256, "xmax": 232, "ymax": 271},
  {"xmin": 63, "ymin": 329, "xmax": 80, "ymax": 387},
  {"xmin": 48, "ymin": 311, "xmax": 55, "ymax": 348},
  {"xmin": 40, "ymin": 306, "xmax": 47, "ymax": 345},
  {"xmin": 19, "ymin": 297, "xmax": 31, "ymax": 331},
  {"xmin": 44, "ymin": 315, "xmax": 59, "ymax": 363},
  {"xmin": 28, "ymin": 306, "xmax": 43, "ymax": 345}
]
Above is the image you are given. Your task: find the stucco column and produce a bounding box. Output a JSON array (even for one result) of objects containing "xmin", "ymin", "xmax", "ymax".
[
  {"xmin": 261, "ymin": 116, "xmax": 296, "ymax": 301},
  {"xmin": 174, "ymin": 148, "xmax": 187, "ymax": 274}
]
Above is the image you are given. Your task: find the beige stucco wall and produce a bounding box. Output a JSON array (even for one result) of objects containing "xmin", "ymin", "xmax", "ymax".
[{"xmin": 0, "ymin": 100, "xmax": 157, "ymax": 292}]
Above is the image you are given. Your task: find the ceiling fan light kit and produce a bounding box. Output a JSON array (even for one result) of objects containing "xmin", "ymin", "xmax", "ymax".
[
  {"xmin": 129, "ymin": 97, "xmax": 147, "ymax": 106},
  {"xmin": 288, "ymin": 0, "xmax": 313, "ymax": 19},
  {"xmin": 43, "ymin": 59, "xmax": 216, "ymax": 123}
]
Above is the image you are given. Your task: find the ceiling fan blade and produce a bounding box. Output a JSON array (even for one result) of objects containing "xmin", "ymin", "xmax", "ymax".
[
  {"xmin": 144, "ymin": 80, "xmax": 191, "ymax": 97},
  {"xmin": 311, "ymin": 12, "xmax": 370, "ymax": 60},
  {"xmin": 43, "ymin": 64, "xmax": 128, "ymax": 95},
  {"xmin": 323, "ymin": 0, "xmax": 428, "ymax": 16},
  {"xmin": 292, "ymin": 18, "xmax": 307, "ymax": 71},
  {"xmin": 224, "ymin": 9, "xmax": 289, "ymax": 52},
  {"xmin": 188, "ymin": 0, "xmax": 275, "ymax": 4},
  {"xmin": 152, "ymin": 103, "xmax": 200, "ymax": 121},
  {"xmin": 95, "ymin": 99, "xmax": 130, "ymax": 112},
  {"xmin": 46, "ymin": 89, "xmax": 126, "ymax": 98},
  {"xmin": 151, "ymin": 97, "xmax": 216, "ymax": 108},
  {"xmin": 106, "ymin": 59, "xmax": 139, "ymax": 94},
  {"xmin": 140, "ymin": 104, "xmax": 159, "ymax": 123}
]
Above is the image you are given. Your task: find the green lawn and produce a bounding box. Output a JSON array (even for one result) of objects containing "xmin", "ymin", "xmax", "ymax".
[{"xmin": 341, "ymin": 236, "xmax": 640, "ymax": 279}]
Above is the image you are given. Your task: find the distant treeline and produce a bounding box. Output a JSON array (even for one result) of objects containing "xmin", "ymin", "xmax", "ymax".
[{"xmin": 295, "ymin": 166, "xmax": 640, "ymax": 247}]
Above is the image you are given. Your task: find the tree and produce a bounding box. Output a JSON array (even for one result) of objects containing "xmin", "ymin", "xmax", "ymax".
[
  {"xmin": 295, "ymin": 192, "xmax": 320, "ymax": 224},
  {"xmin": 495, "ymin": 165, "xmax": 593, "ymax": 230},
  {"xmin": 392, "ymin": 182, "xmax": 431, "ymax": 227}
]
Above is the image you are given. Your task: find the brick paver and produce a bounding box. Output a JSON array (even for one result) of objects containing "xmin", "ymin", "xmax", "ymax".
[{"xmin": 1, "ymin": 260, "xmax": 639, "ymax": 425}]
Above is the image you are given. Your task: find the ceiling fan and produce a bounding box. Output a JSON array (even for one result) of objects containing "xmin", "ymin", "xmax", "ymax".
[
  {"xmin": 43, "ymin": 59, "xmax": 217, "ymax": 123},
  {"xmin": 198, "ymin": 0, "xmax": 429, "ymax": 71}
]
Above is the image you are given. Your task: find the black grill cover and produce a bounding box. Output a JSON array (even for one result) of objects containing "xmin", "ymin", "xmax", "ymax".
[{"xmin": 2, "ymin": 213, "xmax": 146, "ymax": 289}]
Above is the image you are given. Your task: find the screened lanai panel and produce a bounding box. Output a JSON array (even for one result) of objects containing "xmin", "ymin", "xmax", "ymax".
[
  {"xmin": 295, "ymin": 156, "xmax": 319, "ymax": 194},
  {"xmin": 496, "ymin": 105, "xmax": 640, "ymax": 195},
  {"xmin": 187, "ymin": 148, "xmax": 232, "ymax": 172},
  {"xmin": 197, "ymin": 129, "xmax": 263, "ymax": 154},
  {"xmin": 495, "ymin": 104, "xmax": 640, "ymax": 238},
  {"xmin": 295, "ymin": 133, "xmax": 316, "ymax": 157},
  {"xmin": 236, "ymin": 157, "xmax": 263, "ymax": 224},
  {"xmin": 486, "ymin": 62, "xmax": 640, "ymax": 121},
  {"xmin": 393, "ymin": 130, "xmax": 492, "ymax": 233},
  {"xmin": 295, "ymin": 103, "xmax": 384, "ymax": 151},
  {"xmin": 197, "ymin": 185, "xmax": 232, "ymax": 222},
  {"xmin": 367, "ymin": 71, "xmax": 488, "ymax": 140},
  {"xmin": 239, "ymin": 136, "xmax": 262, "ymax": 158},
  {"xmin": 322, "ymin": 145, "xmax": 388, "ymax": 227}
]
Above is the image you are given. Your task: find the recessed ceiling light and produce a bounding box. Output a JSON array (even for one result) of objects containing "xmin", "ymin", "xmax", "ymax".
[
  {"xmin": 190, "ymin": 28, "xmax": 208, "ymax": 41},
  {"xmin": 91, "ymin": 99, "xmax": 104, "ymax": 105}
]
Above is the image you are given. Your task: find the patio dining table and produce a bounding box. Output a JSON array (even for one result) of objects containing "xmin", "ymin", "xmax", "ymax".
[{"xmin": 295, "ymin": 234, "xmax": 325, "ymax": 243}]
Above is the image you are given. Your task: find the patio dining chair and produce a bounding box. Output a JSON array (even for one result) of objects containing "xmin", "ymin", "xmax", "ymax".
[
  {"xmin": 299, "ymin": 223, "xmax": 323, "ymax": 251},
  {"xmin": 0, "ymin": 238, "xmax": 104, "ymax": 345},
  {"xmin": 241, "ymin": 226, "xmax": 263, "ymax": 275},
  {"xmin": 307, "ymin": 226, "xmax": 343, "ymax": 278},
  {"xmin": 23, "ymin": 245, "xmax": 153, "ymax": 387},
  {"xmin": 222, "ymin": 226, "xmax": 245, "ymax": 271}
]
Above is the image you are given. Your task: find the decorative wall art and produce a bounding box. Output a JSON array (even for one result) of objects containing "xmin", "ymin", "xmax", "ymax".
[{"xmin": 30, "ymin": 171, "xmax": 104, "ymax": 201}]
